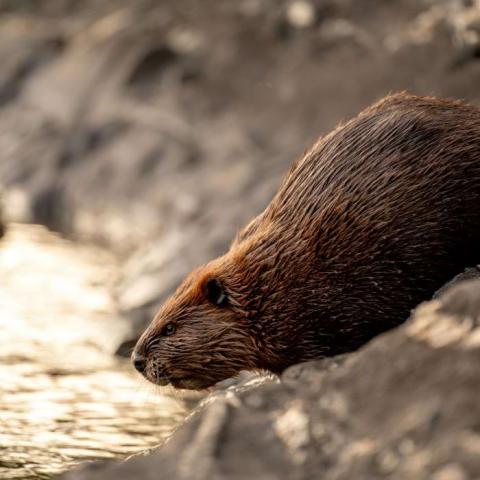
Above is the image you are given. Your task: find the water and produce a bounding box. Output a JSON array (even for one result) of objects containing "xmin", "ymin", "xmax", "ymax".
[{"xmin": 0, "ymin": 224, "xmax": 188, "ymax": 479}]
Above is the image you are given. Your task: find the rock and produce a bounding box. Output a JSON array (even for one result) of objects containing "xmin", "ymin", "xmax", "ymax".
[
  {"xmin": 0, "ymin": 197, "xmax": 5, "ymax": 239},
  {"xmin": 286, "ymin": 1, "xmax": 317, "ymax": 29},
  {"xmin": 0, "ymin": 17, "xmax": 65, "ymax": 106},
  {"xmin": 30, "ymin": 183, "xmax": 73, "ymax": 234},
  {"xmin": 433, "ymin": 267, "xmax": 480, "ymax": 299},
  {"xmin": 58, "ymin": 278, "xmax": 480, "ymax": 479}
]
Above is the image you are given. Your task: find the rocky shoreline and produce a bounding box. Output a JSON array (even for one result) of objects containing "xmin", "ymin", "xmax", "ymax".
[{"xmin": 60, "ymin": 272, "xmax": 480, "ymax": 480}]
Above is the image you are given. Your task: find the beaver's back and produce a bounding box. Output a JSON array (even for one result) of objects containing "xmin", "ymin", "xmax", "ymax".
[
  {"xmin": 270, "ymin": 94, "xmax": 480, "ymax": 237},
  {"xmin": 237, "ymin": 93, "xmax": 480, "ymax": 358}
]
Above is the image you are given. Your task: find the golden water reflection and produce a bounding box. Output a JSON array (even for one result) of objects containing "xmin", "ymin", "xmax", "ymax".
[{"xmin": 0, "ymin": 225, "xmax": 187, "ymax": 479}]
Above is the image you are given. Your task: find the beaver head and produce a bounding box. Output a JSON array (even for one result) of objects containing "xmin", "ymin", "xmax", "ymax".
[
  {"xmin": 132, "ymin": 216, "xmax": 339, "ymax": 390},
  {"xmin": 132, "ymin": 257, "xmax": 256, "ymax": 390}
]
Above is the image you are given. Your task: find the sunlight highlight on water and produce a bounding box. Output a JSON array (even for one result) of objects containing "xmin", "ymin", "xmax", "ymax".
[{"xmin": 0, "ymin": 225, "xmax": 187, "ymax": 479}]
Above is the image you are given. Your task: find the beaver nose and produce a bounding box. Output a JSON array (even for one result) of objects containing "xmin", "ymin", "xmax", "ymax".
[{"xmin": 132, "ymin": 353, "xmax": 147, "ymax": 374}]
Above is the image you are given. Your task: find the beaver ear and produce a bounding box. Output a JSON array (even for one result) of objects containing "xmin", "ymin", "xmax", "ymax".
[{"xmin": 204, "ymin": 278, "xmax": 228, "ymax": 307}]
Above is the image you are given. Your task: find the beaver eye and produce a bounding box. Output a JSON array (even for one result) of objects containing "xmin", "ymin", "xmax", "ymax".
[
  {"xmin": 162, "ymin": 323, "xmax": 176, "ymax": 336},
  {"xmin": 204, "ymin": 278, "xmax": 228, "ymax": 307}
]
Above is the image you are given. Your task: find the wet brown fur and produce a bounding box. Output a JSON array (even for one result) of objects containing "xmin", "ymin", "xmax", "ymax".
[{"xmin": 134, "ymin": 93, "xmax": 480, "ymax": 390}]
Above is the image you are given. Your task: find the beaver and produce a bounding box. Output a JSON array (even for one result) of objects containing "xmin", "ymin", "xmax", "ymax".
[{"xmin": 132, "ymin": 93, "xmax": 480, "ymax": 390}]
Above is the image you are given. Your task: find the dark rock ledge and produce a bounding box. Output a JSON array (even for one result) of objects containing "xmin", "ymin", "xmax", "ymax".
[{"xmin": 60, "ymin": 274, "xmax": 480, "ymax": 480}]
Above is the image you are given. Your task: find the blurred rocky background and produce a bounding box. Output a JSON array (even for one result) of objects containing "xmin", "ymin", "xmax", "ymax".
[
  {"xmin": 2, "ymin": 0, "xmax": 480, "ymax": 347},
  {"xmin": 1, "ymin": 0, "xmax": 480, "ymax": 478}
]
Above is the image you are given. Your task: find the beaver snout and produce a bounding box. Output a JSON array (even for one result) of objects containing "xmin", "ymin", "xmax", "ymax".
[
  {"xmin": 131, "ymin": 344, "xmax": 171, "ymax": 386},
  {"xmin": 132, "ymin": 352, "xmax": 146, "ymax": 374}
]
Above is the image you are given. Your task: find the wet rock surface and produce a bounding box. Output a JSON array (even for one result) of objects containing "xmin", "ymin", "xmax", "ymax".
[{"xmin": 60, "ymin": 277, "xmax": 480, "ymax": 480}]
